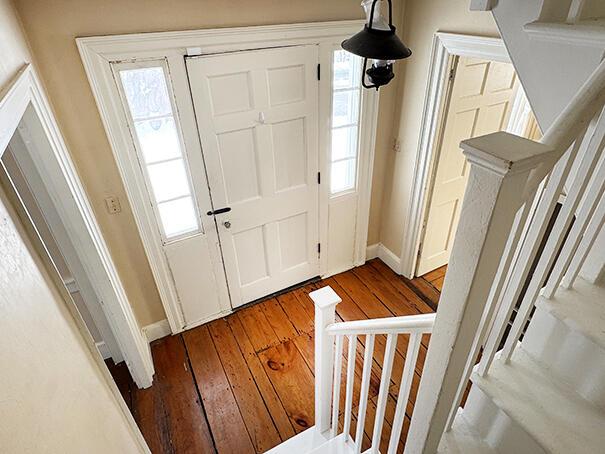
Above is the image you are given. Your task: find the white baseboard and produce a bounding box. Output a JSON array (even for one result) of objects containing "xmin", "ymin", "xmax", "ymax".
[
  {"xmin": 95, "ymin": 341, "xmax": 111, "ymax": 360},
  {"xmin": 142, "ymin": 319, "xmax": 171, "ymax": 344},
  {"xmin": 366, "ymin": 243, "xmax": 379, "ymax": 260},
  {"xmin": 367, "ymin": 243, "xmax": 401, "ymax": 274}
]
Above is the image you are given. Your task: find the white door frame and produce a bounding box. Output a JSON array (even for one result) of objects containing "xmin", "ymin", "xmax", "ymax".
[
  {"xmin": 399, "ymin": 32, "xmax": 529, "ymax": 278},
  {"xmin": 0, "ymin": 64, "xmax": 154, "ymax": 389},
  {"xmin": 77, "ymin": 20, "xmax": 379, "ymax": 332}
]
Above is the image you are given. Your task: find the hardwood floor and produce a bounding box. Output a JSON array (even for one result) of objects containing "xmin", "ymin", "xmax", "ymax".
[{"xmin": 108, "ymin": 259, "xmax": 444, "ymax": 454}]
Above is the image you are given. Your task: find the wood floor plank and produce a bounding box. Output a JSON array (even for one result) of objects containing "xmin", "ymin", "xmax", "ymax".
[
  {"xmin": 106, "ymin": 359, "xmax": 133, "ymax": 411},
  {"xmin": 237, "ymin": 304, "xmax": 281, "ymax": 353},
  {"xmin": 276, "ymin": 291, "xmax": 314, "ymax": 335},
  {"xmin": 112, "ymin": 259, "xmax": 441, "ymax": 454},
  {"xmin": 208, "ymin": 318, "xmax": 282, "ymax": 453},
  {"xmin": 259, "ymin": 340, "xmax": 315, "ymax": 433},
  {"xmin": 353, "ymin": 264, "xmax": 423, "ymax": 316},
  {"xmin": 368, "ymin": 260, "xmax": 435, "ymax": 314},
  {"xmin": 422, "ymin": 265, "xmax": 447, "ymax": 283},
  {"xmin": 404, "ymin": 276, "xmax": 440, "ymax": 311},
  {"xmin": 152, "ymin": 335, "xmax": 215, "ymax": 454},
  {"xmin": 432, "ymin": 276, "xmax": 445, "ymax": 291},
  {"xmin": 183, "ymin": 326, "xmax": 254, "ymax": 454},
  {"xmin": 226, "ymin": 315, "xmax": 296, "ymax": 441},
  {"xmin": 261, "ymin": 297, "xmax": 299, "ymax": 342},
  {"xmin": 132, "ymin": 377, "xmax": 172, "ymax": 454}
]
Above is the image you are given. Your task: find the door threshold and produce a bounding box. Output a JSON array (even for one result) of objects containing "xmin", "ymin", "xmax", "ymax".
[{"xmin": 234, "ymin": 276, "xmax": 322, "ymax": 312}]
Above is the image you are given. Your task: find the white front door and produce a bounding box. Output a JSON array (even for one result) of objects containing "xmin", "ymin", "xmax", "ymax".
[{"xmin": 187, "ymin": 45, "xmax": 320, "ymax": 308}]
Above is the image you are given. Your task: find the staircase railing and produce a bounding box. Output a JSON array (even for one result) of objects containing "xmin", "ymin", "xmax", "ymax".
[
  {"xmin": 309, "ymin": 57, "xmax": 605, "ymax": 454},
  {"xmin": 404, "ymin": 56, "xmax": 605, "ymax": 454},
  {"xmin": 310, "ymin": 286, "xmax": 435, "ymax": 454}
]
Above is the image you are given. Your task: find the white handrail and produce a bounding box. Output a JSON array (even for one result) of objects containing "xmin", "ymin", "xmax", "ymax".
[
  {"xmin": 325, "ymin": 313, "xmax": 436, "ymax": 336},
  {"xmin": 541, "ymin": 59, "xmax": 605, "ymax": 153}
]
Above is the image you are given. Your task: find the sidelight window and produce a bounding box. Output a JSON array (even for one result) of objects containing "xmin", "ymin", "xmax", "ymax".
[
  {"xmin": 330, "ymin": 50, "xmax": 363, "ymax": 195},
  {"xmin": 117, "ymin": 63, "xmax": 200, "ymax": 240}
]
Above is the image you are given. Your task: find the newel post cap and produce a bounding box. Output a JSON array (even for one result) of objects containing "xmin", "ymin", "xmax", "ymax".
[{"xmin": 310, "ymin": 286, "xmax": 342, "ymax": 310}]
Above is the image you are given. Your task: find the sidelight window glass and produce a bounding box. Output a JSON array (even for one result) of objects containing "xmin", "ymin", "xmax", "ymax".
[
  {"xmin": 118, "ymin": 63, "xmax": 200, "ymax": 240},
  {"xmin": 330, "ymin": 50, "xmax": 362, "ymax": 195}
]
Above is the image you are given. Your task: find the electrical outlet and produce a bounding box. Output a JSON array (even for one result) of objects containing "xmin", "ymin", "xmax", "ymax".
[{"xmin": 105, "ymin": 196, "xmax": 121, "ymax": 214}]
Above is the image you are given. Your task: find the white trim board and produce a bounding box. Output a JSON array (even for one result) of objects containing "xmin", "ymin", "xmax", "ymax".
[
  {"xmin": 142, "ymin": 319, "xmax": 171, "ymax": 344},
  {"xmin": 0, "ymin": 65, "xmax": 154, "ymax": 389},
  {"xmin": 77, "ymin": 20, "xmax": 379, "ymax": 332},
  {"xmin": 366, "ymin": 243, "xmax": 401, "ymax": 273},
  {"xmin": 399, "ymin": 32, "xmax": 522, "ymax": 278}
]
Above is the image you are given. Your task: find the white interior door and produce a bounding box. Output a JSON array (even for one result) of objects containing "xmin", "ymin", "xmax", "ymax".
[
  {"xmin": 187, "ymin": 45, "xmax": 320, "ymax": 308},
  {"xmin": 416, "ymin": 56, "xmax": 519, "ymax": 276}
]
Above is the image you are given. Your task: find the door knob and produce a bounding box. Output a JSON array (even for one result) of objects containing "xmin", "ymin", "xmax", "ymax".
[{"xmin": 223, "ymin": 220, "xmax": 231, "ymax": 229}]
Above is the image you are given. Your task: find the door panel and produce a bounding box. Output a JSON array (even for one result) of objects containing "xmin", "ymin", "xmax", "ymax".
[
  {"xmin": 187, "ymin": 45, "xmax": 320, "ymax": 307},
  {"xmin": 417, "ymin": 57, "xmax": 519, "ymax": 276}
]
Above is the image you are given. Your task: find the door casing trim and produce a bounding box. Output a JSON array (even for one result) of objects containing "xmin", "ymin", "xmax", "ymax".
[
  {"xmin": 77, "ymin": 20, "xmax": 379, "ymax": 333},
  {"xmin": 399, "ymin": 32, "xmax": 530, "ymax": 278},
  {"xmin": 0, "ymin": 64, "xmax": 154, "ymax": 394}
]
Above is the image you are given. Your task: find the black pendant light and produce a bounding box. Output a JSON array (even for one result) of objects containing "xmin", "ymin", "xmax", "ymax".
[{"xmin": 342, "ymin": 0, "xmax": 411, "ymax": 90}]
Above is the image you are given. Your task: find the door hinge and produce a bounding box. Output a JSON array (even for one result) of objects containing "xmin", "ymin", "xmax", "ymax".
[
  {"xmin": 449, "ymin": 67, "xmax": 456, "ymax": 81},
  {"xmin": 317, "ymin": 243, "xmax": 321, "ymax": 255},
  {"xmin": 317, "ymin": 172, "xmax": 321, "ymax": 184},
  {"xmin": 317, "ymin": 63, "xmax": 321, "ymax": 81}
]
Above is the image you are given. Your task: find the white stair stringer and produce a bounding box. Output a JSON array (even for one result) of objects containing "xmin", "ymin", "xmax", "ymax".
[
  {"xmin": 438, "ymin": 410, "xmax": 497, "ymax": 454},
  {"xmin": 461, "ymin": 349, "xmax": 605, "ymax": 454},
  {"xmin": 522, "ymin": 278, "xmax": 605, "ymax": 409}
]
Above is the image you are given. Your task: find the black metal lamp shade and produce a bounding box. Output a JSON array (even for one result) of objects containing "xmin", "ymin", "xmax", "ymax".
[
  {"xmin": 341, "ymin": 0, "xmax": 412, "ymax": 90},
  {"xmin": 342, "ymin": 25, "xmax": 411, "ymax": 61}
]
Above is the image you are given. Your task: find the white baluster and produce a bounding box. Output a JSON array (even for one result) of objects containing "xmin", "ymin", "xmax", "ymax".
[
  {"xmin": 331, "ymin": 335, "xmax": 344, "ymax": 438},
  {"xmin": 405, "ymin": 132, "xmax": 554, "ymax": 454},
  {"xmin": 562, "ymin": 192, "xmax": 605, "ymax": 289},
  {"xmin": 503, "ymin": 112, "xmax": 605, "ymax": 362},
  {"xmin": 543, "ymin": 154, "xmax": 605, "ymax": 297},
  {"xmin": 567, "ymin": 0, "xmax": 587, "ymax": 24},
  {"xmin": 343, "ymin": 334, "xmax": 357, "ymax": 439},
  {"xmin": 477, "ymin": 125, "xmax": 589, "ymax": 376},
  {"xmin": 310, "ymin": 286, "xmax": 341, "ymax": 434},
  {"xmin": 372, "ymin": 334, "xmax": 398, "ymax": 451},
  {"xmin": 388, "ymin": 333, "xmax": 422, "ymax": 454},
  {"xmin": 355, "ymin": 334, "xmax": 375, "ymax": 453}
]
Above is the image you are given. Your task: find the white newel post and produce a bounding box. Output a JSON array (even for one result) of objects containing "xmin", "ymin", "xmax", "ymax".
[
  {"xmin": 310, "ymin": 285, "xmax": 342, "ymax": 435},
  {"xmin": 404, "ymin": 132, "xmax": 554, "ymax": 454}
]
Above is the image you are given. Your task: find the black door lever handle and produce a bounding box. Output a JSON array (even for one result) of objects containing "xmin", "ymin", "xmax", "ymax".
[{"xmin": 207, "ymin": 207, "xmax": 232, "ymax": 216}]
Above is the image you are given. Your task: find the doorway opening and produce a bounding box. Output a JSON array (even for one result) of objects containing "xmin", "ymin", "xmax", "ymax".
[
  {"xmin": 416, "ymin": 56, "xmax": 541, "ymax": 281},
  {"xmin": 0, "ymin": 116, "xmax": 122, "ymax": 363}
]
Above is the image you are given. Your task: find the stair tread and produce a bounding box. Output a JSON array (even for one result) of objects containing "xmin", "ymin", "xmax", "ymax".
[
  {"xmin": 307, "ymin": 433, "xmax": 354, "ymax": 454},
  {"xmin": 438, "ymin": 411, "xmax": 497, "ymax": 454},
  {"xmin": 538, "ymin": 278, "xmax": 605, "ymax": 350},
  {"xmin": 264, "ymin": 427, "xmax": 329, "ymax": 454},
  {"xmin": 471, "ymin": 349, "xmax": 605, "ymax": 454}
]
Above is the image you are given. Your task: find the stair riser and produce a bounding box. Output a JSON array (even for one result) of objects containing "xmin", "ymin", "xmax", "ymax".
[
  {"xmin": 462, "ymin": 386, "xmax": 546, "ymax": 454},
  {"xmin": 521, "ymin": 303, "xmax": 605, "ymax": 409}
]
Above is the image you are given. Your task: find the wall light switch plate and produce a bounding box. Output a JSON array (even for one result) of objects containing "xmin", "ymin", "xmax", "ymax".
[{"xmin": 105, "ymin": 196, "xmax": 121, "ymax": 214}]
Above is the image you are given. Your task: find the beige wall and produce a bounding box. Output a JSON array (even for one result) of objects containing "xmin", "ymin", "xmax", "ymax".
[
  {"xmin": 0, "ymin": 2, "xmax": 145, "ymax": 450},
  {"xmin": 12, "ymin": 0, "xmax": 404, "ymax": 326},
  {"xmin": 379, "ymin": 0, "xmax": 500, "ymax": 258}
]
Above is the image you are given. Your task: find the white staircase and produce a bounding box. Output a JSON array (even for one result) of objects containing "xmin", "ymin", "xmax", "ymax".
[
  {"xmin": 442, "ymin": 278, "xmax": 605, "ymax": 453},
  {"xmin": 267, "ymin": 1, "xmax": 605, "ymax": 453}
]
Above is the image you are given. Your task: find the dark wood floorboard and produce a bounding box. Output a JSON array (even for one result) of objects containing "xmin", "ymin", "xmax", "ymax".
[{"xmin": 107, "ymin": 259, "xmax": 442, "ymax": 453}]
